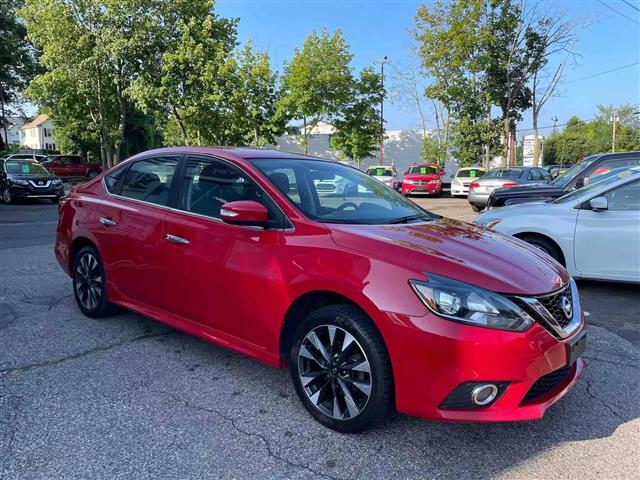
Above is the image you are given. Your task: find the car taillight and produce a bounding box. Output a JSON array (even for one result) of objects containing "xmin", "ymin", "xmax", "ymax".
[
  {"xmin": 469, "ymin": 182, "xmax": 480, "ymax": 189},
  {"xmin": 502, "ymin": 182, "xmax": 518, "ymax": 187}
]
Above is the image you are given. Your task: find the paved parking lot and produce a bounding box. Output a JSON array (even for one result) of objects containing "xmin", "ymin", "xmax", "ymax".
[{"xmin": 1, "ymin": 198, "xmax": 639, "ymax": 479}]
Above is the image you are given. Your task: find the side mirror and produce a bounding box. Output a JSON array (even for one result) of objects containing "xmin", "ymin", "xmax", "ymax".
[
  {"xmin": 575, "ymin": 178, "xmax": 585, "ymax": 189},
  {"xmin": 589, "ymin": 196, "xmax": 608, "ymax": 212},
  {"xmin": 220, "ymin": 200, "xmax": 269, "ymax": 226},
  {"xmin": 440, "ymin": 170, "xmax": 446, "ymax": 176}
]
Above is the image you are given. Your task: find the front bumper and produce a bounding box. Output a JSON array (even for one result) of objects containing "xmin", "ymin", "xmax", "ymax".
[
  {"xmin": 9, "ymin": 184, "xmax": 64, "ymax": 199},
  {"xmin": 402, "ymin": 183, "xmax": 442, "ymax": 195},
  {"xmin": 379, "ymin": 307, "xmax": 586, "ymax": 422}
]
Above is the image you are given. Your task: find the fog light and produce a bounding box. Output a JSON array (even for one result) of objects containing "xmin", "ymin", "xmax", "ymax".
[{"xmin": 471, "ymin": 384, "xmax": 499, "ymax": 406}]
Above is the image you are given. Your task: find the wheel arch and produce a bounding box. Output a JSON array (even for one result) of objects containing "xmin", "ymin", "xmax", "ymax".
[
  {"xmin": 513, "ymin": 231, "xmax": 567, "ymax": 267},
  {"xmin": 69, "ymin": 236, "xmax": 98, "ymax": 272}
]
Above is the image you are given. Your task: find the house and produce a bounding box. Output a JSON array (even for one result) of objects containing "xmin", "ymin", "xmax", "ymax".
[
  {"xmin": 20, "ymin": 114, "xmax": 57, "ymax": 152},
  {"xmin": 0, "ymin": 117, "xmax": 25, "ymax": 147}
]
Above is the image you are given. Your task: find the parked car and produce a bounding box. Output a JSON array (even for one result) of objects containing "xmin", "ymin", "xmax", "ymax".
[
  {"xmin": 468, "ymin": 166, "xmax": 549, "ymax": 212},
  {"xmin": 476, "ymin": 168, "xmax": 640, "ymax": 283},
  {"xmin": 401, "ymin": 163, "xmax": 444, "ymax": 196},
  {"xmin": 1, "ymin": 158, "xmax": 65, "ymax": 204},
  {"xmin": 451, "ymin": 167, "xmax": 486, "ymax": 197},
  {"xmin": 40, "ymin": 154, "xmax": 102, "ymax": 178},
  {"xmin": 5, "ymin": 153, "xmax": 47, "ymax": 162},
  {"xmin": 487, "ymin": 151, "xmax": 640, "ymax": 209},
  {"xmin": 56, "ymin": 147, "xmax": 586, "ymax": 433},
  {"xmin": 366, "ymin": 165, "xmax": 399, "ymax": 190}
]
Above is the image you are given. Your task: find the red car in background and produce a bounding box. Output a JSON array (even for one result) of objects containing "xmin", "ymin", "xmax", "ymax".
[
  {"xmin": 55, "ymin": 147, "xmax": 586, "ymax": 433},
  {"xmin": 41, "ymin": 155, "xmax": 102, "ymax": 179},
  {"xmin": 401, "ymin": 163, "xmax": 444, "ymax": 196}
]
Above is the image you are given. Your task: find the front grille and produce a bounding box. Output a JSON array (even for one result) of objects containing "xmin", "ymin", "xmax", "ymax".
[
  {"xmin": 316, "ymin": 184, "xmax": 335, "ymax": 192},
  {"xmin": 521, "ymin": 364, "xmax": 573, "ymax": 404},
  {"xmin": 537, "ymin": 285, "xmax": 573, "ymax": 329}
]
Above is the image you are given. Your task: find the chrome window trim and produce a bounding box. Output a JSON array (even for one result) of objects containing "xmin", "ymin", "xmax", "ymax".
[{"xmin": 101, "ymin": 154, "xmax": 294, "ymax": 233}]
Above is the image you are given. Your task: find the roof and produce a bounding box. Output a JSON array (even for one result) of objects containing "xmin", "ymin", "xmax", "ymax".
[
  {"xmin": 128, "ymin": 146, "xmax": 324, "ymax": 162},
  {"xmin": 21, "ymin": 114, "xmax": 50, "ymax": 129}
]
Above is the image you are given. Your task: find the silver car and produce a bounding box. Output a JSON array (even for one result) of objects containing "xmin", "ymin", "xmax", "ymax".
[{"xmin": 467, "ymin": 167, "xmax": 549, "ymax": 212}]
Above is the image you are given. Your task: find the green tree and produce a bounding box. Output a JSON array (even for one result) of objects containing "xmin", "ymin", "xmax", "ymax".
[
  {"xmin": 225, "ymin": 41, "xmax": 286, "ymax": 146},
  {"xmin": 279, "ymin": 28, "xmax": 353, "ymax": 154},
  {"xmin": 330, "ymin": 68, "xmax": 383, "ymax": 168},
  {"xmin": 0, "ymin": 0, "xmax": 38, "ymax": 150}
]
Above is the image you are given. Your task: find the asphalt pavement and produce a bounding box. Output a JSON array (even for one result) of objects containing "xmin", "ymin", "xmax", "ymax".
[{"xmin": 1, "ymin": 198, "xmax": 639, "ymax": 480}]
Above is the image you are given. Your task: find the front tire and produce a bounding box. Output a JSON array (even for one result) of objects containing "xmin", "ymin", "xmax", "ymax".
[
  {"xmin": 289, "ymin": 305, "xmax": 393, "ymax": 433},
  {"xmin": 2, "ymin": 187, "xmax": 13, "ymax": 204},
  {"xmin": 519, "ymin": 235, "xmax": 564, "ymax": 265},
  {"xmin": 72, "ymin": 246, "xmax": 114, "ymax": 317}
]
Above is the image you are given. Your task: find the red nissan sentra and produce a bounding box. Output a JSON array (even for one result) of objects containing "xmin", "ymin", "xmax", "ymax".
[{"xmin": 55, "ymin": 148, "xmax": 586, "ymax": 433}]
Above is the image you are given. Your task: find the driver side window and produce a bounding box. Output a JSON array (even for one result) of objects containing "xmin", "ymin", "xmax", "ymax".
[{"xmin": 602, "ymin": 181, "xmax": 640, "ymax": 211}]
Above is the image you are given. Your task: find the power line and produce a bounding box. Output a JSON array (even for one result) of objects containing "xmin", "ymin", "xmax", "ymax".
[
  {"xmin": 596, "ymin": 0, "xmax": 640, "ymax": 25},
  {"xmin": 560, "ymin": 61, "xmax": 640, "ymax": 85},
  {"xmin": 622, "ymin": 0, "xmax": 640, "ymax": 13}
]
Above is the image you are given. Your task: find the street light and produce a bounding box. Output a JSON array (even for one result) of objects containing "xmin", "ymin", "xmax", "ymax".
[{"xmin": 375, "ymin": 56, "xmax": 390, "ymax": 166}]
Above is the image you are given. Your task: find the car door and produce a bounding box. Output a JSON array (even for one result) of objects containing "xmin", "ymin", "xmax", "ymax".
[
  {"xmin": 160, "ymin": 155, "xmax": 285, "ymax": 346},
  {"xmin": 574, "ymin": 179, "xmax": 640, "ymax": 281},
  {"xmin": 92, "ymin": 155, "xmax": 180, "ymax": 308}
]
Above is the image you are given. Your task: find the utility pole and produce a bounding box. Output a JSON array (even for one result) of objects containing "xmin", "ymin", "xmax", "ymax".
[
  {"xmin": 551, "ymin": 116, "xmax": 559, "ymax": 132},
  {"xmin": 610, "ymin": 110, "xmax": 618, "ymax": 152},
  {"xmin": 376, "ymin": 56, "xmax": 389, "ymax": 166}
]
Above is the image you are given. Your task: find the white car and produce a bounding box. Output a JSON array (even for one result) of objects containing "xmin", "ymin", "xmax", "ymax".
[
  {"xmin": 365, "ymin": 165, "xmax": 399, "ymax": 190},
  {"xmin": 475, "ymin": 168, "xmax": 640, "ymax": 283},
  {"xmin": 451, "ymin": 167, "xmax": 485, "ymax": 197}
]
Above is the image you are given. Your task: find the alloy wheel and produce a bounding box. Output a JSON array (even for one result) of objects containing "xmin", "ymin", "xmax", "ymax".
[
  {"xmin": 74, "ymin": 253, "xmax": 104, "ymax": 310},
  {"xmin": 297, "ymin": 324, "xmax": 372, "ymax": 420},
  {"xmin": 2, "ymin": 188, "xmax": 12, "ymax": 204}
]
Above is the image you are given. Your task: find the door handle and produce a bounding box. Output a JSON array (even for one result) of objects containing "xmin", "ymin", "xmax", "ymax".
[
  {"xmin": 165, "ymin": 234, "xmax": 190, "ymax": 245},
  {"xmin": 98, "ymin": 217, "xmax": 116, "ymax": 226}
]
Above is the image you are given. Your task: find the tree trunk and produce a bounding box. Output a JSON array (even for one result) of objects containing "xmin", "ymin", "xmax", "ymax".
[
  {"xmin": 0, "ymin": 84, "xmax": 8, "ymax": 151},
  {"xmin": 114, "ymin": 82, "xmax": 126, "ymax": 165},
  {"xmin": 172, "ymin": 105, "xmax": 189, "ymax": 146},
  {"xmin": 302, "ymin": 116, "xmax": 308, "ymax": 154},
  {"xmin": 502, "ymin": 115, "xmax": 511, "ymax": 167}
]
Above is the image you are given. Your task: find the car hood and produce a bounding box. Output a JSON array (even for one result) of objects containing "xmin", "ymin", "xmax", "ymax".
[
  {"xmin": 8, "ymin": 172, "xmax": 58, "ymax": 180},
  {"xmin": 404, "ymin": 174, "xmax": 440, "ymax": 181},
  {"xmin": 329, "ymin": 218, "xmax": 568, "ymax": 295}
]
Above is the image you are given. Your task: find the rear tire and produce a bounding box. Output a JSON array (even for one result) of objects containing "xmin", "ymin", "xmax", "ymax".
[
  {"xmin": 519, "ymin": 235, "xmax": 564, "ymax": 265},
  {"xmin": 72, "ymin": 246, "xmax": 115, "ymax": 317},
  {"xmin": 86, "ymin": 170, "xmax": 101, "ymax": 179},
  {"xmin": 289, "ymin": 305, "xmax": 393, "ymax": 433},
  {"xmin": 471, "ymin": 204, "xmax": 481, "ymax": 212}
]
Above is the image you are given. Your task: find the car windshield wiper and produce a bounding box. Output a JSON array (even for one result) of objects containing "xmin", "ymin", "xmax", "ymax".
[{"xmin": 385, "ymin": 214, "xmax": 432, "ymax": 224}]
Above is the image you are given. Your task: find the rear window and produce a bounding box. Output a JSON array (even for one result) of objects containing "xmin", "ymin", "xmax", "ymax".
[
  {"xmin": 483, "ymin": 169, "xmax": 524, "ymax": 179},
  {"xmin": 407, "ymin": 165, "xmax": 438, "ymax": 175}
]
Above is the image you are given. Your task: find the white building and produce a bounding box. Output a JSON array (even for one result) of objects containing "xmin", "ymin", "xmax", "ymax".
[
  {"xmin": 1, "ymin": 117, "xmax": 25, "ymax": 147},
  {"xmin": 20, "ymin": 114, "xmax": 57, "ymax": 152},
  {"xmin": 522, "ymin": 134, "xmax": 544, "ymax": 166}
]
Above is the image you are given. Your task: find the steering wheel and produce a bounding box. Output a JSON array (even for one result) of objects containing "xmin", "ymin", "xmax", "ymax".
[{"xmin": 335, "ymin": 202, "xmax": 358, "ymax": 212}]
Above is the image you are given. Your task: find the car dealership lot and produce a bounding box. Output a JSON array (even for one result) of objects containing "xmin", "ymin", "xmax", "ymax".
[{"xmin": 1, "ymin": 199, "xmax": 639, "ymax": 479}]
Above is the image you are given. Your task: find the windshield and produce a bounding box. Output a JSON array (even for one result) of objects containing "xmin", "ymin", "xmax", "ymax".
[
  {"xmin": 554, "ymin": 168, "xmax": 637, "ymax": 204},
  {"xmin": 456, "ymin": 168, "xmax": 484, "ymax": 178},
  {"xmin": 366, "ymin": 167, "xmax": 394, "ymax": 177},
  {"xmin": 5, "ymin": 161, "xmax": 50, "ymax": 175},
  {"xmin": 482, "ymin": 168, "xmax": 524, "ymax": 179},
  {"xmin": 407, "ymin": 165, "xmax": 438, "ymax": 175},
  {"xmin": 253, "ymin": 159, "xmax": 435, "ymax": 225},
  {"xmin": 551, "ymin": 155, "xmax": 599, "ymax": 187}
]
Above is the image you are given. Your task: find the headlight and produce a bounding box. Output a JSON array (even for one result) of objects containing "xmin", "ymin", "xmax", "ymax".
[
  {"xmin": 409, "ymin": 274, "xmax": 534, "ymax": 331},
  {"xmin": 452, "ymin": 178, "xmax": 461, "ymax": 186},
  {"xmin": 11, "ymin": 179, "xmax": 29, "ymax": 186},
  {"xmin": 403, "ymin": 179, "xmax": 415, "ymax": 184},
  {"xmin": 475, "ymin": 218, "xmax": 502, "ymax": 230},
  {"xmin": 52, "ymin": 178, "xmax": 62, "ymax": 185}
]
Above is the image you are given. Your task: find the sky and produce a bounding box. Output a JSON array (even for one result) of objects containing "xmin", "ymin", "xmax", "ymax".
[{"xmin": 216, "ymin": 0, "xmax": 640, "ymax": 137}]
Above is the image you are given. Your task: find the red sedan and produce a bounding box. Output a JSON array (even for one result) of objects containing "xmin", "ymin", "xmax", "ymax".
[
  {"xmin": 401, "ymin": 163, "xmax": 444, "ymax": 196},
  {"xmin": 55, "ymin": 148, "xmax": 586, "ymax": 433}
]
